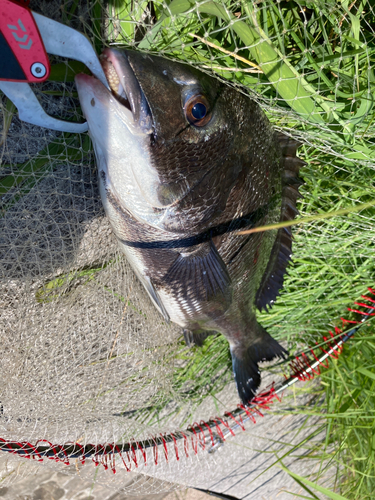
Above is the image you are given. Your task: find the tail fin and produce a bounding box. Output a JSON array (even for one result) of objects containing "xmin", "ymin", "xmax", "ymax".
[{"xmin": 230, "ymin": 326, "xmax": 287, "ymax": 405}]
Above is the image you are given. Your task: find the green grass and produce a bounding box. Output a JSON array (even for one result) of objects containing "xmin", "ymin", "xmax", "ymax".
[{"xmin": 2, "ymin": 0, "xmax": 375, "ymax": 497}]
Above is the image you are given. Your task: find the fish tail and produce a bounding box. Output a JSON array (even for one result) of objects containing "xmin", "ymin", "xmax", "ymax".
[{"xmin": 230, "ymin": 325, "xmax": 287, "ymax": 405}]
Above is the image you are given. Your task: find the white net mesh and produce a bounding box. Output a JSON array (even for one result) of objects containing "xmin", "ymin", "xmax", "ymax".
[{"xmin": 1, "ymin": 0, "xmax": 375, "ymax": 495}]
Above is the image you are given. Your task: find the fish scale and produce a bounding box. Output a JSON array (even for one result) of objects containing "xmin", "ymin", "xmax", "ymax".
[{"xmin": 76, "ymin": 49, "xmax": 304, "ymax": 405}]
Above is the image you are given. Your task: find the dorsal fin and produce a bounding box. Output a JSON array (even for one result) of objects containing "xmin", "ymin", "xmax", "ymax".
[{"xmin": 256, "ymin": 133, "xmax": 305, "ymax": 312}]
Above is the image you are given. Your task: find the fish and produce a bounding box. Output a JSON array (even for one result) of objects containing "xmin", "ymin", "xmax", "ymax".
[{"xmin": 75, "ymin": 49, "xmax": 304, "ymax": 405}]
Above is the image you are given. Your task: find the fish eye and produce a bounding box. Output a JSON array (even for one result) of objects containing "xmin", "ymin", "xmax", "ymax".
[
  {"xmin": 191, "ymin": 102, "xmax": 206, "ymax": 120},
  {"xmin": 184, "ymin": 94, "xmax": 211, "ymax": 127}
]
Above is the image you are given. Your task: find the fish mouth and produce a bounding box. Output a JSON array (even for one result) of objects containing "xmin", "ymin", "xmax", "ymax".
[{"xmin": 99, "ymin": 48, "xmax": 153, "ymax": 135}]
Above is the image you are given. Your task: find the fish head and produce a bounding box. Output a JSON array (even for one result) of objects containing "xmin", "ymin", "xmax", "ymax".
[{"xmin": 76, "ymin": 50, "xmax": 271, "ymax": 232}]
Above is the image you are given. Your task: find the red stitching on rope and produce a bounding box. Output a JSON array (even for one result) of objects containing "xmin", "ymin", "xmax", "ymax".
[
  {"xmin": 114, "ymin": 444, "xmax": 130, "ymax": 472},
  {"xmin": 0, "ymin": 439, "xmax": 27, "ymax": 458},
  {"xmin": 0, "ymin": 439, "xmax": 44, "ymax": 461},
  {"xmin": 200, "ymin": 420, "xmax": 215, "ymax": 447},
  {"xmin": 101, "ymin": 451, "xmax": 109, "ymax": 471},
  {"xmin": 192, "ymin": 422, "xmax": 206, "ymax": 450},
  {"xmin": 321, "ymin": 333, "xmax": 343, "ymax": 359},
  {"xmin": 25, "ymin": 442, "xmax": 40, "ymax": 461},
  {"xmin": 25, "ymin": 442, "xmax": 43, "ymax": 461},
  {"xmin": 65, "ymin": 442, "xmax": 85, "ymax": 465},
  {"xmin": 348, "ymin": 308, "xmax": 375, "ymax": 316},
  {"xmin": 355, "ymin": 301, "xmax": 375, "ymax": 309},
  {"xmin": 98, "ymin": 445, "xmax": 109, "ymax": 470},
  {"xmin": 188, "ymin": 426, "xmax": 199, "ymax": 454},
  {"xmin": 92, "ymin": 444, "xmax": 105, "ymax": 469},
  {"xmin": 128, "ymin": 442, "xmax": 138, "ymax": 468},
  {"xmin": 236, "ymin": 410, "xmax": 247, "ymax": 428},
  {"xmin": 20, "ymin": 441, "xmax": 32, "ymax": 459},
  {"xmin": 361, "ymin": 294, "xmax": 375, "ymax": 304},
  {"xmin": 341, "ymin": 318, "xmax": 359, "ymax": 325},
  {"xmin": 238, "ymin": 404, "xmax": 257, "ymax": 423},
  {"xmin": 160, "ymin": 434, "xmax": 168, "ymax": 463},
  {"xmin": 252, "ymin": 385, "xmax": 280, "ymax": 409},
  {"xmin": 170, "ymin": 433, "xmax": 179, "ymax": 461},
  {"xmin": 210, "ymin": 418, "xmax": 226, "ymax": 441},
  {"xmin": 105, "ymin": 443, "xmax": 116, "ymax": 474},
  {"xmin": 289, "ymin": 352, "xmax": 317, "ymax": 381},
  {"xmin": 151, "ymin": 436, "xmax": 158, "ymax": 465},
  {"xmin": 120, "ymin": 446, "xmax": 131, "ymax": 472},
  {"xmin": 295, "ymin": 331, "xmax": 342, "ymax": 379},
  {"xmin": 111, "ymin": 446, "xmax": 117, "ymax": 474},
  {"xmin": 54, "ymin": 441, "xmax": 69, "ymax": 465},
  {"xmin": 334, "ymin": 325, "xmax": 343, "ymax": 337},
  {"xmin": 134, "ymin": 439, "xmax": 147, "ymax": 466},
  {"xmin": 215, "ymin": 417, "xmax": 235, "ymax": 436},
  {"xmin": 224, "ymin": 411, "xmax": 245, "ymax": 431},
  {"xmin": 35, "ymin": 439, "xmax": 69, "ymax": 465},
  {"xmin": 311, "ymin": 347, "xmax": 330, "ymax": 369},
  {"xmin": 181, "ymin": 432, "xmax": 189, "ymax": 457}
]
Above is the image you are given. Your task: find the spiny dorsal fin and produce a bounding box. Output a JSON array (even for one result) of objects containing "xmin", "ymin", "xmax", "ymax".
[{"xmin": 256, "ymin": 133, "xmax": 305, "ymax": 312}]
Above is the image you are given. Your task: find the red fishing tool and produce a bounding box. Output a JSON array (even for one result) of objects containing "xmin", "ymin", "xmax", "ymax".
[{"xmin": 0, "ymin": 0, "xmax": 109, "ymax": 132}]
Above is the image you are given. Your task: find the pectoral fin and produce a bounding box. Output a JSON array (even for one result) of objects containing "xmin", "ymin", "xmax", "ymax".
[{"xmin": 163, "ymin": 240, "xmax": 232, "ymax": 305}]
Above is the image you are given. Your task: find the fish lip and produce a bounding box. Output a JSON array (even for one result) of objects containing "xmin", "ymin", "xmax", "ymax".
[{"xmin": 101, "ymin": 48, "xmax": 153, "ymax": 135}]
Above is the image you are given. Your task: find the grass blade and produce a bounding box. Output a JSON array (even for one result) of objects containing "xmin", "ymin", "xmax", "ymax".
[{"xmin": 278, "ymin": 463, "xmax": 350, "ymax": 500}]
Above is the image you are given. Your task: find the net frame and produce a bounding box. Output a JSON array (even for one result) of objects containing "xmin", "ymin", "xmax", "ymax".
[{"xmin": 0, "ymin": 288, "xmax": 373, "ymax": 474}]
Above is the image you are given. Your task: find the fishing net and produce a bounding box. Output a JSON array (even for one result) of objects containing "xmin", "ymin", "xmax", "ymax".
[{"xmin": 1, "ymin": 0, "xmax": 375, "ymax": 496}]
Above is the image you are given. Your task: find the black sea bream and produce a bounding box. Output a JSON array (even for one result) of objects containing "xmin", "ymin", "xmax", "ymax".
[{"xmin": 75, "ymin": 50, "xmax": 304, "ymax": 405}]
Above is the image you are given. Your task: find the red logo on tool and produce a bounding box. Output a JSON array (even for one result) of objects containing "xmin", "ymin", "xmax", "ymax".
[{"xmin": 0, "ymin": 0, "xmax": 50, "ymax": 82}]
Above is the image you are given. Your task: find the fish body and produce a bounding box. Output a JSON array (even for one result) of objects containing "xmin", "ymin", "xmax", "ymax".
[{"xmin": 75, "ymin": 50, "xmax": 303, "ymax": 404}]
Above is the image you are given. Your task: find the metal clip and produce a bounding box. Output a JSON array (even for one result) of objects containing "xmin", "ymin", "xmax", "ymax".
[{"xmin": 0, "ymin": 5, "xmax": 108, "ymax": 132}]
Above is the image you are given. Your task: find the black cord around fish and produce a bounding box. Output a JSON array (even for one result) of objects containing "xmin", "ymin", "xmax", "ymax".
[{"xmin": 119, "ymin": 205, "xmax": 268, "ymax": 249}]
